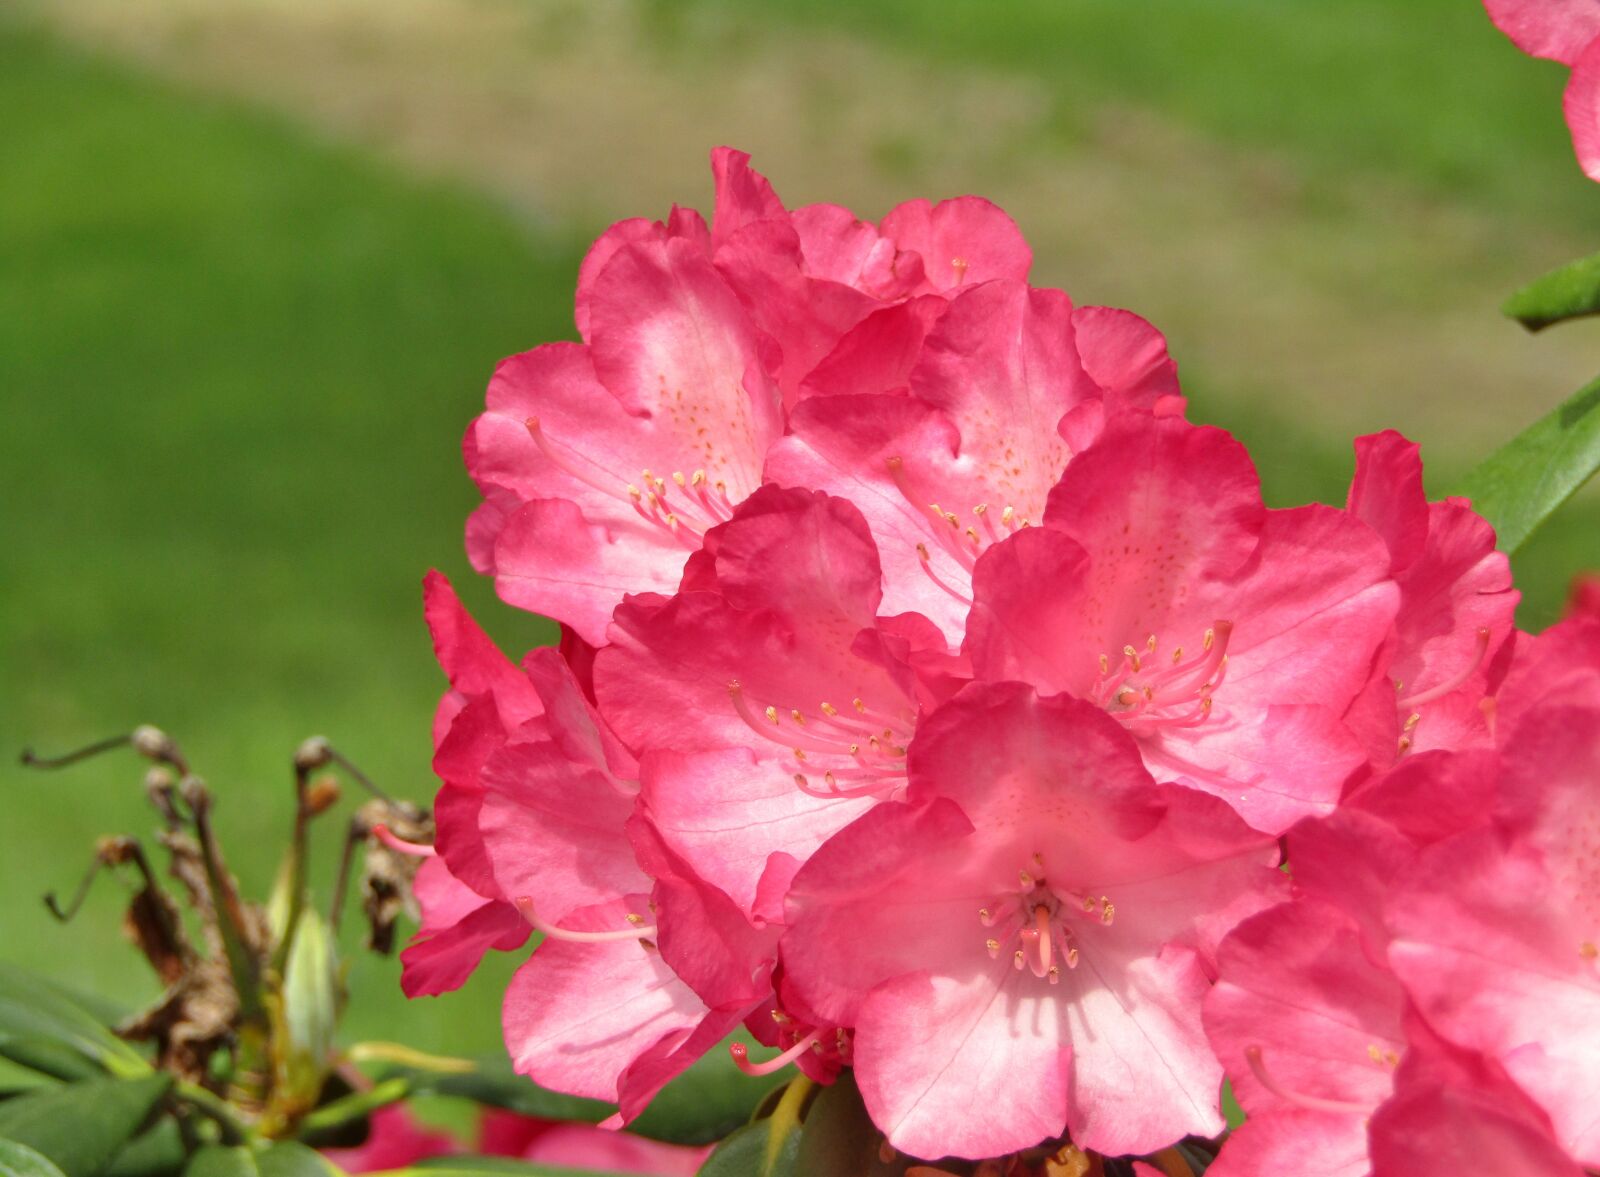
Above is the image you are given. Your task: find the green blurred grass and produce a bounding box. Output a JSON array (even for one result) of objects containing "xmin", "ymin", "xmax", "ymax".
[
  {"xmin": 702, "ymin": 0, "xmax": 1599, "ymax": 233},
  {"xmin": 1, "ymin": 0, "xmax": 1597, "ymax": 1064},
  {"xmin": 0, "ymin": 24, "xmax": 567, "ymax": 1051}
]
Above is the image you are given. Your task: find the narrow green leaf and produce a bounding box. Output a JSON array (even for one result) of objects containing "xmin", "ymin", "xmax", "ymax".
[
  {"xmin": 695, "ymin": 1121, "xmax": 797, "ymax": 1177},
  {"xmin": 0, "ymin": 1040, "xmax": 104, "ymax": 1084},
  {"xmin": 696, "ymin": 1076, "xmax": 809, "ymax": 1177},
  {"xmin": 1455, "ymin": 374, "xmax": 1600, "ymax": 553},
  {"xmin": 629, "ymin": 1037, "xmax": 785, "ymax": 1145},
  {"xmin": 102, "ymin": 1121, "xmax": 185, "ymax": 1177},
  {"xmin": 792, "ymin": 1073, "xmax": 900, "ymax": 1176},
  {"xmin": 386, "ymin": 1036, "xmax": 779, "ymax": 1147},
  {"xmin": 183, "ymin": 1146, "xmax": 258, "ymax": 1177},
  {"xmin": 1503, "ymin": 250, "xmax": 1600, "ymax": 331},
  {"xmin": 255, "ymin": 1142, "xmax": 339, "ymax": 1177},
  {"xmin": 0, "ymin": 1057, "xmax": 61, "ymax": 1096},
  {"xmin": 381, "ymin": 1057, "xmax": 608, "ymax": 1126},
  {"xmin": 406, "ymin": 1159, "xmax": 636, "ymax": 1177},
  {"xmin": 0, "ymin": 1075, "xmax": 171, "ymax": 1177},
  {"xmin": 0, "ymin": 965, "xmax": 148, "ymax": 1079},
  {"xmin": 0, "ymin": 1140, "xmax": 69, "ymax": 1177}
]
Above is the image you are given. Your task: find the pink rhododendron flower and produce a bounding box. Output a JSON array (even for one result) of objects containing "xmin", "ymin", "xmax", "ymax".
[
  {"xmin": 465, "ymin": 149, "xmax": 1061, "ymax": 645},
  {"xmin": 965, "ymin": 412, "xmax": 1398, "ymax": 834},
  {"xmin": 595, "ymin": 485, "xmax": 953, "ymax": 916},
  {"xmin": 1386, "ymin": 666, "xmax": 1600, "ymax": 1167},
  {"xmin": 1342, "ymin": 430, "xmax": 1517, "ymax": 763},
  {"xmin": 767, "ymin": 281, "xmax": 1176, "ymax": 645},
  {"xmin": 1484, "ymin": 0, "xmax": 1600, "ymax": 178},
  {"xmin": 781, "ymin": 682, "xmax": 1285, "ymax": 1159}
]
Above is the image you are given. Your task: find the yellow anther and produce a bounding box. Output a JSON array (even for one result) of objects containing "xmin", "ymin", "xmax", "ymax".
[
  {"xmin": 793, "ymin": 773, "xmax": 807, "ymax": 788},
  {"xmin": 1101, "ymin": 901, "xmax": 1115, "ymax": 926},
  {"xmin": 916, "ymin": 542, "xmax": 932, "ymax": 561},
  {"xmin": 978, "ymin": 907, "xmax": 991, "ymax": 922},
  {"xmin": 1146, "ymin": 634, "xmax": 1158, "ymax": 652},
  {"xmin": 793, "ymin": 748, "xmax": 807, "ymax": 762},
  {"xmin": 847, "ymin": 743, "xmax": 860, "ymax": 755},
  {"xmin": 821, "ymin": 702, "xmax": 838, "ymax": 716},
  {"xmin": 1001, "ymin": 506, "xmax": 1015, "ymax": 525},
  {"xmin": 1099, "ymin": 654, "xmax": 1110, "ymax": 675},
  {"xmin": 626, "ymin": 913, "xmax": 644, "ymax": 925},
  {"xmin": 1172, "ymin": 647, "xmax": 1184, "ymax": 664},
  {"xmin": 966, "ymin": 527, "xmax": 981, "ymax": 544},
  {"xmin": 1019, "ymin": 871, "xmax": 1034, "ymax": 888},
  {"xmin": 1124, "ymin": 645, "xmax": 1141, "ymax": 672},
  {"xmin": 691, "ymin": 469, "xmax": 706, "ymax": 486},
  {"xmin": 764, "ymin": 705, "xmax": 779, "ymax": 724},
  {"xmin": 672, "ymin": 471, "xmax": 686, "ymax": 486},
  {"xmin": 1203, "ymin": 627, "xmax": 1216, "ymax": 651},
  {"xmin": 853, "ymin": 698, "xmax": 867, "ymax": 713},
  {"xmin": 986, "ymin": 938, "xmax": 1000, "ymax": 953},
  {"xmin": 791, "ymin": 709, "xmax": 806, "ymax": 725},
  {"xmin": 1064, "ymin": 946, "xmax": 1080, "ymax": 968},
  {"xmin": 973, "ymin": 503, "xmax": 989, "ymax": 515},
  {"xmin": 714, "ymin": 479, "xmax": 727, "ymax": 494},
  {"xmin": 627, "ymin": 484, "xmax": 642, "ymax": 500},
  {"xmin": 1403, "ymin": 712, "xmax": 1422, "ymax": 732}
]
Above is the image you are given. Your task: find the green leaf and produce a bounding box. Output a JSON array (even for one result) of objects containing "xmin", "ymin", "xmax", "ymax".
[
  {"xmin": 0, "ymin": 1058, "xmax": 60, "ymax": 1097},
  {"xmin": 380, "ymin": 1057, "xmax": 608, "ymax": 1127},
  {"xmin": 630, "ymin": 1037, "xmax": 785, "ymax": 1145},
  {"xmin": 406, "ymin": 1159, "xmax": 637, "ymax": 1177},
  {"xmin": 0, "ymin": 1075, "xmax": 171, "ymax": 1177},
  {"xmin": 102, "ymin": 1121, "xmax": 184, "ymax": 1177},
  {"xmin": 0, "ymin": 1140, "xmax": 69, "ymax": 1177},
  {"xmin": 1455, "ymin": 373, "xmax": 1600, "ymax": 553},
  {"xmin": 792, "ymin": 1072, "xmax": 903, "ymax": 1176},
  {"xmin": 1503, "ymin": 250, "xmax": 1600, "ymax": 331},
  {"xmin": 696, "ymin": 1076, "xmax": 810, "ymax": 1177},
  {"xmin": 186, "ymin": 1143, "xmax": 338, "ymax": 1177},
  {"xmin": 0, "ymin": 965, "xmax": 148, "ymax": 1079},
  {"xmin": 384, "ymin": 1035, "xmax": 780, "ymax": 1147},
  {"xmin": 696, "ymin": 1121, "xmax": 799, "ymax": 1177}
]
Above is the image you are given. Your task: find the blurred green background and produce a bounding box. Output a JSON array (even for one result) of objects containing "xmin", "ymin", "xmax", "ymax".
[{"xmin": 2, "ymin": 0, "xmax": 1597, "ymax": 1056}]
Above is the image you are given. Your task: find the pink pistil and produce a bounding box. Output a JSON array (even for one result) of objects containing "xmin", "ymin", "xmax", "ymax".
[{"xmin": 729, "ymin": 1029, "xmax": 824, "ymax": 1076}]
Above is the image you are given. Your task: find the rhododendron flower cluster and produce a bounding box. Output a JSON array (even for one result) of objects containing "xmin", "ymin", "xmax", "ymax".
[{"xmin": 402, "ymin": 149, "xmax": 1600, "ymax": 1169}]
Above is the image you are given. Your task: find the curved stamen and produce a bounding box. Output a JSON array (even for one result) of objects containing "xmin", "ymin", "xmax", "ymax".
[
  {"xmin": 914, "ymin": 544, "xmax": 974, "ymax": 604},
  {"xmin": 514, "ymin": 896, "xmax": 655, "ymax": 943},
  {"xmin": 1397, "ymin": 628, "xmax": 1492, "ymax": 709},
  {"xmin": 371, "ymin": 824, "xmax": 436, "ymax": 858},
  {"xmin": 524, "ymin": 417, "xmax": 635, "ymax": 505},
  {"xmin": 730, "ymin": 1030, "xmax": 823, "ymax": 1077},
  {"xmin": 1244, "ymin": 1046, "xmax": 1372, "ymax": 1115}
]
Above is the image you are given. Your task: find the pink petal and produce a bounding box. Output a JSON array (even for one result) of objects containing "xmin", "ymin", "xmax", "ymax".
[
  {"xmin": 1483, "ymin": 0, "xmax": 1600, "ymax": 64},
  {"xmin": 1346, "ymin": 430, "xmax": 1428, "ymax": 574},
  {"xmin": 854, "ymin": 968, "xmax": 1071, "ymax": 1160},
  {"xmin": 1207, "ymin": 1110, "xmax": 1370, "ymax": 1177},
  {"xmin": 878, "ymin": 196, "xmax": 1032, "ymax": 292},
  {"xmin": 1204, "ymin": 900, "xmax": 1403, "ymax": 1120},
  {"xmin": 1568, "ymin": 35, "xmax": 1600, "ymax": 180},
  {"xmin": 1072, "ymin": 305, "xmax": 1181, "ymax": 408},
  {"xmin": 502, "ymin": 900, "xmax": 706, "ymax": 1106}
]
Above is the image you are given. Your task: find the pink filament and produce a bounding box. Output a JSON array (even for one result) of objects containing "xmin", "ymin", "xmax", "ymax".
[
  {"xmin": 1397, "ymin": 628, "xmax": 1492, "ymax": 709},
  {"xmin": 514, "ymin": 896, "xmax": 655, "ymax": 943},
  {"xmin": 1244, "ymin": 1046, "xmax": 1371, "ymax": 1115},
  {"xmin": 371, "ymin": 824, "xmax": 436, "ymax": 858}
]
